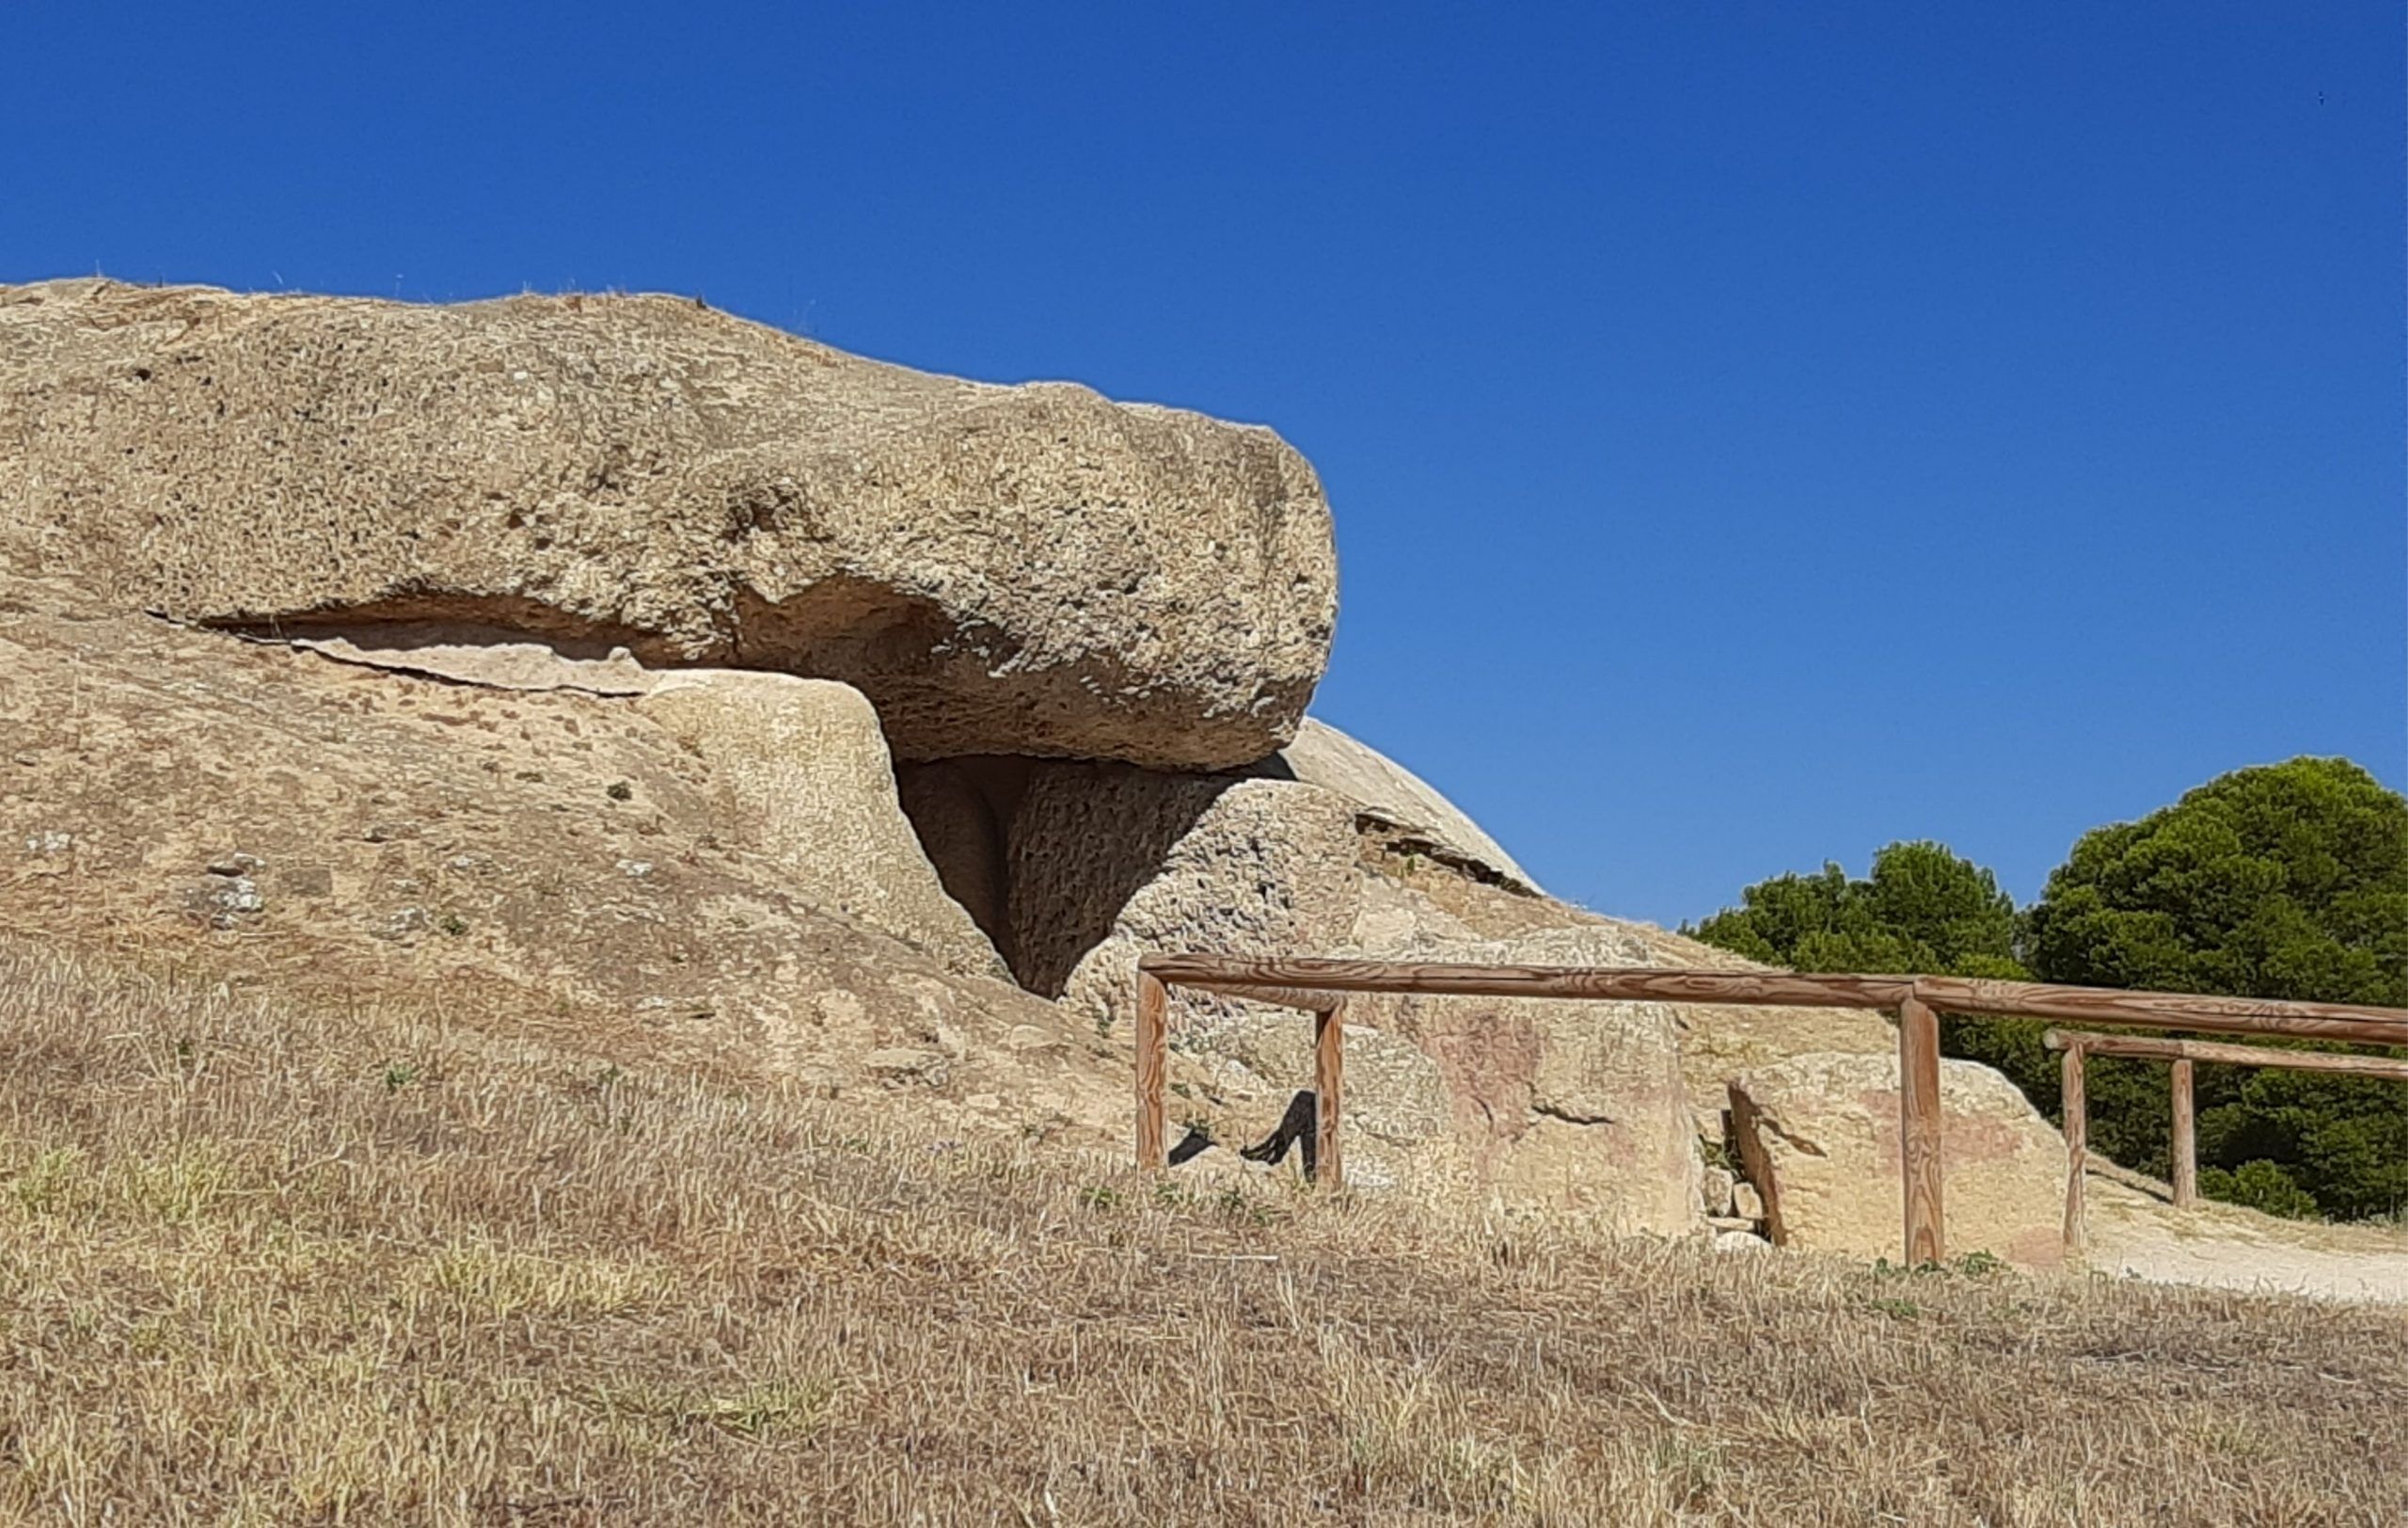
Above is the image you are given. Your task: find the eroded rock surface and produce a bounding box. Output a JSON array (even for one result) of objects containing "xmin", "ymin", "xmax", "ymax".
[
  {"xmin": 0, "ymin": 587, "xmax": 1119, "ymax": 1143},
  {"xmin": 1003, "ymin": 761, "xmax": 1700, "ymax": 1232},
  {"xmin": 1262, "ymin": 718, "xmax": 1537, "ymax": 891},
  {"xmin": 1729, "ymin": 1052, "xmax": 2067, "ymax": 1269},
  {"xmin": 0, "ymin": 278, "xmax": 1336, "ymax": 769},
  {"xmin": 634, "ymin": 672, "xmax": 1006, "ymax": 980}
]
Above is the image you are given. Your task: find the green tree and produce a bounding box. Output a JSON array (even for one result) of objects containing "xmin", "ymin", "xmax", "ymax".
[
  {"xmin": 2027, "ymin": 757, "xmax": 2408, "ymax": 1219},
  {"xmin": 1687, "ymin": 839, "xmax": 2025, "ymax": 979},
  {"xmin": 1684, "ymin": 841, "xmax": 2050, "ymax": 1096}
]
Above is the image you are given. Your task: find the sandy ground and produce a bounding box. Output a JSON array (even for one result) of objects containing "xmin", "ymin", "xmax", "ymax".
[{"xmin": 2084, "ymin": 1175, "xmax": 2408, "ymax": 1303}]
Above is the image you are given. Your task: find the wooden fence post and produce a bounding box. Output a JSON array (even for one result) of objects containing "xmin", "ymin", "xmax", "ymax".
[
  {"xmin": 1135, "ymin": 969, "xmax": 1167, "ymax": 1171},
  {"xmin": 1897, "ymin": 995, "xmax": 1945, "ymax": 1265},
  {"xmin": 1314, "ymin": 1002, "xmax": 1344, "ymax": 1188},
  {"xmin": 2061, "ymin": 1042, "xmax": 2087, "ymax": 1257},
  {"xmin": 2169, "ymin": 1058, "xmax": 2197, "ymax": 1210}
]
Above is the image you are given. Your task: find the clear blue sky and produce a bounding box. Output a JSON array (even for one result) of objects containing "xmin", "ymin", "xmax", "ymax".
[{"xmin": 6, "ymin": 2, "xmax": 2400, "ymax": 925}]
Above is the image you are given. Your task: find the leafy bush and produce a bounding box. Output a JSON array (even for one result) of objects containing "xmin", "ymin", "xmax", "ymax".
[{"xmin": 2197, "ymin": 1160, "xmax": 2320, "ymax": 1220}]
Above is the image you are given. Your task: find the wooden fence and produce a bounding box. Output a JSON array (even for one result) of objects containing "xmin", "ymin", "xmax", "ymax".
[
  {"xmin": 2045, "ymin": 1027, "xmax": 2408, "ymax": 1253},
  {"xmin": 1134, "ymin": 953, "xmax": 2408, "ymax": 1265}
]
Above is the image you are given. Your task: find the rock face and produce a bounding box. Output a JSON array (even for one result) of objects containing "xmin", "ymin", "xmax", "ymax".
[
  {"xmin": 1354, "ymin": 917, "xmax": 1703, "ymax": 1234},
  {"xmin": 1012, "ymin": 771, "xmax": 1364, "ymax": 1018},
  {"xmin": 1002, "ymin": 760, "xmax": 1699, "ymax": 1233},
  {"xmin": 0, "ymin": 279, "xmax": 1336, "ymax": 770},
  {"xmin": 1728, "ymin": 1052, "xmax": 2068, "ymax": 1269},
  {"xmin": 1262, "ymin": 718, "xmax": 1537, "ymax": 891},
  {"xmin": 633, "ymin": 673, "xmax": 1006, "ymax": 980}
]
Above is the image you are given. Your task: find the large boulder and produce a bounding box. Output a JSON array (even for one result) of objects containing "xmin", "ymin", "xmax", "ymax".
[
  {"xmin": 1350, "ymin": 909, "xmax": 1703, "ymax": 1234},
  {"xmin": 1728, "ymin": 1052, "xmax": 2067, "ymax": 1269},
  {"xmin": 633, "ymin": 672, "xmax": 1006, "ymax": 980},
  {"xmin": 1349, "ymin": 847, "xmax": 1898, "ymax": 1139},
  {"xmin": 0, "ymin": 279, "xmax": 1336, "ymax": 770}
]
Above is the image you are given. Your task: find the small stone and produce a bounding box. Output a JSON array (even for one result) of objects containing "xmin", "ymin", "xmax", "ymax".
[
  {"xmin": 1701, "ymin": 1165, "xmax": 1735, "ymax": 1217},
  {"xmin": 1733, "ymin": 1181, "xmax": 1765, "ymax": 1220},
  {"xmin": 1713, "ymin": 1229, "xmax": 1771, "ymax": 1255},
  {"xmin": 1708, "ymin": 1215, "xmax": 1759, "ymax": 1234},
  {"xmin": 24, "ymin": 830, "xmax": 73, "ymax": 856},
  {"xmin": 1003, "ymin": 1024, "xmax": 1061, "ymax": 1053},
  {"xmin": 206, "ymin": 852, "xmax": 263, "ymax": 877},
  {"xmin": 182, "ymin": 876, "xmax": 263, "ymax": 926},
  {"xmin": 617, "ymin": 858, "xmax": 655, "ymax": 879},
  {"xmin": 374, "ymin": 905, "xmax": 429, "ymax": 941}
]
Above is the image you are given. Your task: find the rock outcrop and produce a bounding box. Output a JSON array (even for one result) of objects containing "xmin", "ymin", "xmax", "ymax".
[
  {"xmin": 1262, "ymin": 718, "xmax": 1537, "ymax": 891},
  {"xmin": 1, "ymin": 277, "xmax": 2075, "ymax": 1256},
  {"xmin": 1728, "ymin": 1052, "xmax": 2067, "ymax": 1269},
  {"xmin": 992, "ymin": 760, "xmax": 1700, "ymax": 1233},
  {"xmin": 0, "ymin": 585, "xmax": 1123, "ymax": 1143},
  {"xmin": 0, "ymin": 279, "xmax": 1336, "ymax": 770}
]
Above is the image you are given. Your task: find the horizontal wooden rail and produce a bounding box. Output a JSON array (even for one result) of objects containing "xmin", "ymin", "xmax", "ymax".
[
  {"xmin": 2048, "ymin": 1027, "xmax": 2408, "ymax": 1226},
  {"xmin": 1911, "ymin": 976, "xmax": 2408, "ymax": 1047},
  {"xmin": 1134, "ymin": 951, "xmax": 2408, "ymax": 1266},
  {"xmin": 2043, "ymin": 1029, "xmax": 2408, "ymax": 1081},
  {"xmin": 1139, "ymin": 954, "xmax": 1915, "ymax": 1010}
]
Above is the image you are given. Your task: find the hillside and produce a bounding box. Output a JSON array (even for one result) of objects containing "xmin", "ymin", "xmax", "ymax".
[{"xmin": 6, "ymin": 940, "xmax": 2404, "ymax": 1525}]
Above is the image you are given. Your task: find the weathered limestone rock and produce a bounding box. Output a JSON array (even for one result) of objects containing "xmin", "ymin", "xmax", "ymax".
[
  {"xmin": 1006, "ymin": 769, "xmax": 1364, "ymax": 1022},
  {"xmin": 0, "ymin": 279, "xmax": 1336, "ymax": 769},
  {"xmin": 1344, "ymin": 845, "xmax": 1899, "ymax": 1138},
  {"xmin": 1262, "ymin": 718, "xmax": 1537, "ymax": 891},
  {"xmin": 1008, "ymin": 766, "xmax": 1692, "ymax": 1231},
  {"xmin": 1199, "ymin": 1011, "xmax": 1452, "ymax": 1144},
  {"xmin": 1356, "ymin": 921, "xmax": 1703, "ymax": 1235},
  {"xmin": 1729, "ymin": 1052, "xmax": 2067, "ymax": 1269},
  {"xmin": 287, "ymin": 633, "xmax": 658, "ymax": 694},
  {"xmin": 635, "ymin": 672, "xmax": 1006, "ymax": 979}
]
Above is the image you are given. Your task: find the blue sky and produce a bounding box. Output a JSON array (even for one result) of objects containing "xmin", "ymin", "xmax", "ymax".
[{"xmin": 6, "ymin": 2, "xmax": 2400, "ymax": 925}]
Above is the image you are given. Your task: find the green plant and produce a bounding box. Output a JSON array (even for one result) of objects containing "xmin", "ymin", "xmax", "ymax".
[
  {"xmin": 2198, "ymin": 1160, "xmax": 2321, "ymax": 1220},
  {"xmin": 381, "ymin": 1063, "xmax": 419, "ymax": 1093},
  {"xmin": 437, "ymin": 913, "xmax": 467, "ymax": 937},
  {"xmin": 2030, "ymin": 758, "xmax": 2408, "ymax": 1219},
  {"xmin": 1685, "ymin": 840, "xmax": 2025, "ymax": 980}
]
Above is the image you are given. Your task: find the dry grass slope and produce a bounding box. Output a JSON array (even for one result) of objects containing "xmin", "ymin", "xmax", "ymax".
[{"xmin": 2, "ymin": 939, "xmax": 2402, "ymax": 1525}]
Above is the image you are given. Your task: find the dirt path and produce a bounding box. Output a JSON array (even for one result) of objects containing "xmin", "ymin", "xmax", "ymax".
[{"xmin": 2084, "ymin": 1176, "xmax": 2408, "ymax": 1303}]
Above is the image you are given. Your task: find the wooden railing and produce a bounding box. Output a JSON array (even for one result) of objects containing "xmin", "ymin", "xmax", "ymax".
[
  {"xmin": 2045, "ymin": 1027, "xmax": 2408, "ymax": 1253},
  {"xmin": 1134, "ymin": 953, "xmax": 2408, "ymax": 1265}
]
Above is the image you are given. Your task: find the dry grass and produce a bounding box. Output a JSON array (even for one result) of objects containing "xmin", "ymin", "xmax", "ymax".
[{"xmin": 2, "ymin": 940, "xmax": 2402, "ymax": 1525}]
